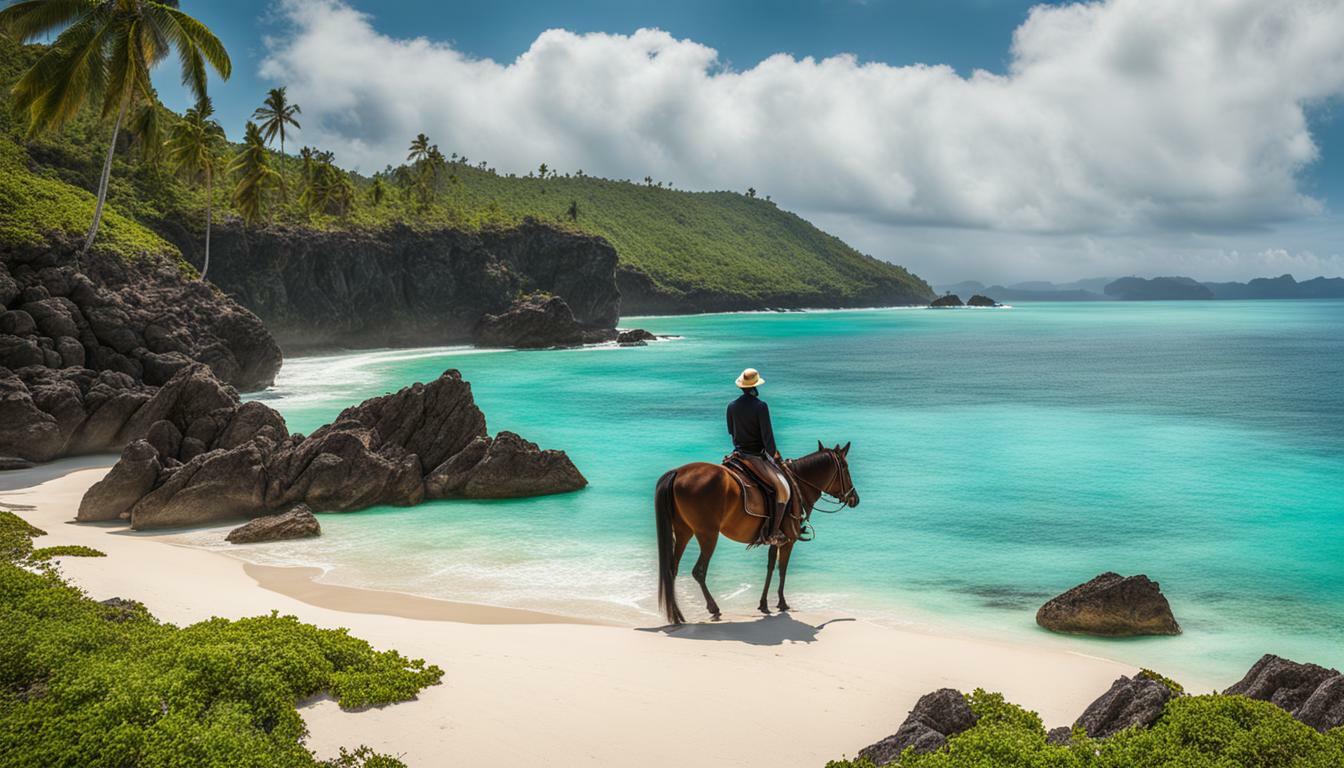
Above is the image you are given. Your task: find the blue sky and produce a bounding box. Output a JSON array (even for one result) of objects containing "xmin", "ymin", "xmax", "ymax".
[{"xmin": 150, "ymin": 0, "xmax": 1343, "ymax": 283}]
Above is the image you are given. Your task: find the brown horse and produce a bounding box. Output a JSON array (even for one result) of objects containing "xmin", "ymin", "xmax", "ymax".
[{"xmin": 654, "ymin": 442, "xmax": 859, "ymax": 624}]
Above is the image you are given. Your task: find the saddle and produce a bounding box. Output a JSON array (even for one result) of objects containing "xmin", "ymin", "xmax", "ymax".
[{"xmin": 722, "ymin": 452, "xmax": 809, "ymax": 546}]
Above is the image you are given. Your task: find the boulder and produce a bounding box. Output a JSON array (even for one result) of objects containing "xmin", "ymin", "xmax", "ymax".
[
  {"xmin": 225, "ymin": 504, "xmax": 321, "ymax": 544},
  {"xmin": 1223, "ymin": 654, "xmax": 1340, "ymax": 714},
  {"xmin": 457, "ymin": 431, "xmax": 587, "ymax": 499},
  {"xmin": 0, "ymin": 456, "xmax": 35, "ymax": 471},
  {"xmin": 1045, "ymin": 726, "xmax": 1073, "ymax": 746},
  {"xmin": 474, "ymin": 293, "xmax": 585, "ymax": 348},
  {"xmin": 966, "ymin": 294, "xmax": 999, "ymax": 307},
  {"xmin": 1293, "ymin": 673, "xmax": 1344, "ymax": 732},
  {"xmin": 424, "ymin": 436, "xmax": 491, "ymax": 498},
  {"xmin": 77, "ymin": 440, "xmax": 161, "ymax": 522},
  {"xmin": 130, "ymin": 441, "xmax": 272, "ymax": 529},
  {"xmin": 1074, "ymin": 675, "xmax": 1173, "ymax": 738},
  {"xmin": 930, "ymin": 294, "xmax": 964, "ymax": 308},
  {"xmin": 618, "ymin": 328, "xmax": 656, "ymax": 346},
  {"xmin": 1036, "ymin": 573, "xmax": 1180, "ymax": 636},
  {"xmin": 858, "ymin": 688, "xmax": 977, "ymax": 765}
]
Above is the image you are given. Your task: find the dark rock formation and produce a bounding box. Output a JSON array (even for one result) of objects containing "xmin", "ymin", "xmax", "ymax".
[
  {"xmin": 1036, "ymin": 573, "xmax": 1181, "ymax": 636},
  {"xmin": 0, "ymin": 238, "xmax": 282, "ymax": 464},
  {"xmin": 1294, "ymin": 674, "xmax": 1344, "ymax": 732},
  {"xmin": 857, "ymin": 688, "xmax": 977, "ymax": 765},
  {"xmin": 169, "ymin": 220, "xmax": 620, "ymax": 352},
  {"xmin": 617, "ymin": 328, "xmax": 656, "ymax": 346},
  {"xmin": 1074, "ymin": 675, "xmax": 1173, "ymax": 738},
  {"xmin": 1103, "ymin": 276, "xmax": 1214, "ymax": 301},
  {"xmin": 0, "ymin": 456, "xmax": 34, "ymax": 470},
  {"xmin": 226, "ymin": 504, "xmax": 321, "ymax": 544},
  {"xmin": 966, "ymin": 294, "xmax": 999, "ymax": 307},
  {"xmin": 475, "ymin": 293, "xmax": 587, "ymax": 348},
  {"xmin": 83, "ymin": 366, "xmax": 585, "ymax": 530},
  {"xmin": 98, "ymin": 597, "xmax": 148, "ymax": 623},
  {"xmin": 1045, "ymin": 726, "xmax": 1073, "ymax": 746},
  {"xmin": 929, "ymin": 294, "xmax": 964, "ymax": 308},
  {"xmin": 1224, "ymin": 654, "xmax": 1342, "ymax": 722}
]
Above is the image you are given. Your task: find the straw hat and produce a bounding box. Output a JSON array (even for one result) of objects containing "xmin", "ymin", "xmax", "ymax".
[{"xmin": 735, "ymin": 368, "xmax": 764, "ymax": 388}]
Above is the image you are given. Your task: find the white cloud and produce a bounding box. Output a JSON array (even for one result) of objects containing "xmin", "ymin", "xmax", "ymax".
[{"xmin": 259, "ymin": 0, "xmax": 1344, "ymax": 281}]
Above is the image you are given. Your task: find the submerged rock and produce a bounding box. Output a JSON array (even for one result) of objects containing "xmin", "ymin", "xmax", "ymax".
[
  {"xmin": 226, "ymin": 504, "xmax": 321, "ymax": 544},
  {"xmin": 857, "ymin": 688, "xmax": 978, "ymax": 765},
  {"xmin": 1036, "ymin": 572, "xmax": 1181, "ymax": 636},
  {"xmin": 929, "ymin": 294, "xmax": 963, "ymax": 308},
  {"xmin": 1074, "ymin": 675, "xmax": 1174, "ymax": 738}
]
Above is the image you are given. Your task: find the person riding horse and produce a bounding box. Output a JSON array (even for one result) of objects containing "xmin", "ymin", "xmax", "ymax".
[{"xmin": 726, "ymin": 368, "xmax": 793, "ymax": 546}]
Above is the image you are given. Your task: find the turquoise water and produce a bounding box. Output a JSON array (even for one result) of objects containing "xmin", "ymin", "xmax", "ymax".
[{"xmin": 218, "ymin": 301, "xmax": 1344, "ymax": 686}]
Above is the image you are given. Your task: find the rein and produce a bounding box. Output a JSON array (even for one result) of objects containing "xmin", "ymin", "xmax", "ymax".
[{"xmin": 786, "ymin": 450, "xmax": 854, "ymax": 515}]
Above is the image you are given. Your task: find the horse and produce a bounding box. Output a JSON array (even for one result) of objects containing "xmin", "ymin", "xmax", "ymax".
[{"xmin": 653, "ymin": 442, "xmax": 859, "ymax": 624}]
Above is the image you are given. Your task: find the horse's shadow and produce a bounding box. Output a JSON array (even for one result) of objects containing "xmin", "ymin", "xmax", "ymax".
[{"xmin": 638, "ymin": 613, "xmax": 854, "ymax": 646}]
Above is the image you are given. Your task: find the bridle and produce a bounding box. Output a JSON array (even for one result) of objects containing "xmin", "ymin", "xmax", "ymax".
[{"xmin": 786, "ymin": 448, "xmax": 857, "ymax": 516}]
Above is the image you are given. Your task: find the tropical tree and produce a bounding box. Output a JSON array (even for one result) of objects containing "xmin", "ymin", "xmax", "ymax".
[
  {"xmin": 369, "ymin": 177, "xmax": 386, "ymax": 206},
  {"xmin": 0, "ymin": 0, "xmax": 230, "ymax": 260},
  {"xmin": 252, "ymin": 86, "xmax": 300, "ymax": 198},
  {"xmin": 537, "ymin": 162, "xmax": 549, "ymax": 180},
  {"xmin": 300, "ymin": 154, "xmax": 353, "ymax": 217},
  {"xmin": 566, "ymin": 200, "xmax": 579, "ymax": 222},
  {"xmin": 165, "ymin": 98, "xmax": 225, "ymax": 279},
  {"xmin": 230, "ymin": 121, "xmax": 279, "ymax": 225},
  {"xmin": 407, "ymin": 133, "xmax": 431, "ymax": 165},
  {"xmin": 126, "ymin": 104, "xmax": 165, "ymax": 168}
]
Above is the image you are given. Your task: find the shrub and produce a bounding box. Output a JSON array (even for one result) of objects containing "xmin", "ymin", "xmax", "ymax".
[{"xmin": 28, "ymin": 545, "xmax": 106, "ymax": 562}]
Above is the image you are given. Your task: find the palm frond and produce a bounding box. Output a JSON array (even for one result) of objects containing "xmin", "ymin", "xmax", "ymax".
[
  {"xmin": 0, "ymin": 0, "xmax": 97, "ymax": 41},
  {"xmin": 13, "ymin": 14, "xmax": 111, "ymax": 134}
]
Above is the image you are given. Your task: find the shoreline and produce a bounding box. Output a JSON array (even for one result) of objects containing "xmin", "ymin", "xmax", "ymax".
[{"xmin": 2, "ymin": 465, "xmax": 1146, "ymax": 767}]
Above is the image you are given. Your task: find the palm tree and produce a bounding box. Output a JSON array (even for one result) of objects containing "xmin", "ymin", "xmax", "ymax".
[
  {"xmin": 165, "ymin": 98, "xmax": 225, "ymax": 279},
  {"xmin": 0, "ymin": 0, "xmax": 230, "ymax": 260},
  {"xmin": 407, "ymin": 133, "xmax": 431, "ymax": 165},
  {"xmin": 252, "ymin": 86, "xmax": 300, "ymax": 199},
  {"xmin": 230, "ymin": 121, "xmax": 279, "ymax": 225},
  {"xmin": 369, "ymin": 177, "xmax": 386, "ymax": 206},
  {"xmin": 127, "ymin": 104, "xmax": 165, "ymax": 168},
  {"xmin": 300, "ymin": 155, "xmax": 353, "ymax": 217}
]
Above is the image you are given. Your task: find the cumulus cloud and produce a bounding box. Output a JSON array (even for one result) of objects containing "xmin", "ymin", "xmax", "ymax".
[{"xmin": 259, "ymin": 0, "xmax": 1344, "ymax": 280}]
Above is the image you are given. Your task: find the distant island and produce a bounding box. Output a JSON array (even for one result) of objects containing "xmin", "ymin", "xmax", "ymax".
[{"xmin": 939, "ymin": 274, "xmax": 1344, "ymax": 302}]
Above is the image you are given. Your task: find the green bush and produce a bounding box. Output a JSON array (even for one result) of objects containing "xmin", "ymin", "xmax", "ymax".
[
  {"xmin": 0, "ymin": 506, "xmax": 440, "ymax": 767},
  {"xmin": 28, "ymin": 545, "xmax": 106, "ymax": 562},
  {"xmin": 826, "ymin": 689, "xmax": 1344, "ymax": 768}
]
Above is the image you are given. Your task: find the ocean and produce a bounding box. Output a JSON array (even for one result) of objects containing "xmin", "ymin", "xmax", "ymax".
[{"xmin": 198, "ymin": 300, "xmax": 1344, "ymax": 687}]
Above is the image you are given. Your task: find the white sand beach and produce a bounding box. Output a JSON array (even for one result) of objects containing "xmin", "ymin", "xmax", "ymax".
[{"xmin": 3, "ymin": 465, "xmax": 1138, "ymax": 768}]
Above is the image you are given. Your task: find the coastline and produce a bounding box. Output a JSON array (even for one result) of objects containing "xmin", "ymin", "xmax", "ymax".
[{"xmin": 3, "ymin": 465, "xmax": 1144, "ymax": 767}]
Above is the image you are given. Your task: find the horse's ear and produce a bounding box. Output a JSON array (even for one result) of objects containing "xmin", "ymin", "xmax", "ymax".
[
  {"xmin": 818, "ymin": 440, "xmax": 825, "ymax": 452},
  {"xmin": 841, "ymin": 441, "xmax": 851, "ymax": 455}
]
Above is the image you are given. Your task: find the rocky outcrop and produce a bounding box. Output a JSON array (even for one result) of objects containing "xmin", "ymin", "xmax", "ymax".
[
  {"xmin": 929, "ymin": 294, "xmax": 963, "ymax": 308},
  {"xmin": 857, "ymin": 688, "xmax": 978, "ymax": 765},
  {"xmin": 1074, "ymin": 675, "xmax": 1174, "ymax": 738},
  {"xmin": 1224, "ymin": 654, "xmax": 1344, "ymax": 731},
  {"xmin": 966, "ymin": 294, "xmax": 999, "ymax": 307},
  {"xmin": 1, "ymin": 238, "xmax": 282, "ymax": 464},
  {"xmin": 474, "ymin": 294, "xmax": 587, "ymax": 348},
  {"xmin": 169, "ymin": 220, "xmax": 620, "ymax": 352},
  {"xmin": 1036, "ymin": 573, "xmax": 1181, "ymax": 636},
  {"xmin": 83, "ymin": 366, "xmax": 585, "ymax": 529},
  {"xmin": 226, "ymin": 504, "xmax": 321, "ymax": 544},
  {"xmin": 617, "ymin": 328, "xmax": 655, "ymax": 346}
]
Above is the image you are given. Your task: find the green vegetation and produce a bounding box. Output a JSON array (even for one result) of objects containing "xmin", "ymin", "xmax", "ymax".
[
  {"xmin": 0, "ymin": 503, "xmax": 440, "ymax": 767},
  {"xmin": 0, "ymin": 29, "xmax": 928, "ymax": 307},
  {"xmin": 826, "ymin": 688, "xmax": 1344, "ymax": 768},
  {"xmin": 29, "ymin": 545, "xmax": 105, "ymax": 562}
]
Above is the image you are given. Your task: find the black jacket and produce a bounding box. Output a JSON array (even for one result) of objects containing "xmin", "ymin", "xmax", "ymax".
[{"xmin": 727, "ymin": 392, "xmax": 777, "ymax": 455}]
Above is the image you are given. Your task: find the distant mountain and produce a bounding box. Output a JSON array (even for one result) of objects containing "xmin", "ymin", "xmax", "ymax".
[
  {"xmin": 935, "ymin": 278, "xmax": 1113, "ymax": 302},
  {"xmin": 1104, "ymin": 277, "xmax": 1214, "ymax": 301},
  {"xmin": 1203, "ymin": 274, "xmax": 1344, "ymax": 300}
]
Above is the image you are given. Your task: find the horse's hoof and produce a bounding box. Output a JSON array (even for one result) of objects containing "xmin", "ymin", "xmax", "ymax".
[
  {"xmin": 777, "ymin": 603, "xmax": 791, "ymax": 612},
  {"xmin": 710, "ymin": 612, "xmax": 722, "ymax": 621},
  {"xmin": 758, "ymin": 605, "xmax": 771, "ymax": 615}
]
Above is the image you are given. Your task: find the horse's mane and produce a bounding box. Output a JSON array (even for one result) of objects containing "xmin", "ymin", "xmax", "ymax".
[{"xmin": 790, "ymin": 448, "xmax": 833, "ymax": 476}]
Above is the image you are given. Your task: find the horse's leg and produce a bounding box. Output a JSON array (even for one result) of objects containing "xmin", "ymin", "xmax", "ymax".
[
  {"xmin": 669, "ymin": 516, "xmax": 692, "ymax": 624},
  {"xmin": 691, "ymin": 531, "xmax": 721, "ymax": 620},
  {"xmin": 757, "ymin": 545, "xmax": 778, "ymax": 614},
  {"xmin": 776, "ymin": 542, "xmax": 794, "ymax": 611}
]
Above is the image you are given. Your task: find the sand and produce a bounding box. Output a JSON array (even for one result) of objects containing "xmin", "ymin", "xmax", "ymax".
[{"xmin": 2, "ymin": 465, "xmax": 1138, "ymax": 768}]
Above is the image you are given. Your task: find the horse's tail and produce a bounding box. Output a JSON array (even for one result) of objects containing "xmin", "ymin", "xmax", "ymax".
[{"xmin": 655, "ymin": 469, "xmax": 681, "ymax": 624}]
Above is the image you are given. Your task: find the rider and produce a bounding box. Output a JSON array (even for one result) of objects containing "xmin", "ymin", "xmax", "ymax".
[{"xmin": 727, "ymin": 368, "xmax": 791, "ymax": 546}]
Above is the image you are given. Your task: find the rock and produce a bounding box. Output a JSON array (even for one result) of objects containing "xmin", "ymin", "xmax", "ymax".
[
  {"xmin": 1036, "ymin": 572, "xmax": 1181, "ymax": 636},
  {"xmin": 0, "ymin": 334, "xmax": 44, "ymax": 368},
  {"xmin": 1223, "ymin": 654, "xmax": 1341, "ymax": 713},
  {"xmin": 98, "ymin": 597, "xmax": 148, "ymax": 623},
  {"xmin": 130, "ymin": 441, "xmax": 272, "ymax": 529},
  {"xmin": 1074, "ymin": 675, "xmax": 1173, "ymax": 738},
  {"xmin": 930, "ymin": 294, "xmax": 964, "ymax": 308},
  {"xmin": 474, "ymin": 293, "xmax": 586, "ymax": 348},
  {"xmin": 225, "ymin": 504, "xmax": 321, "ymax": 544},
  {"xmin": 0, "ymin": 456, "xmax": 35, "ymax": 471},
  {"xmin": 617, "ymin": 328, "xmax": 655, "ymax": 346},
  {"xmin": 0, "ymin": 309, "xmax": 36, "ymax": 336},
  {"xmin": 56, "ymin": 336, "xmax": 85, "ymax": 368},
  {"xmin": 144, "ymin": 420, "xmax": 182, "ymax": 460},
  {"xmin": 424, "ymin": 436, "xmax": 491, "ymax": 498},
  {"xmin": 168, "ymin": 219, "xmax": 621, "ymax": 351},
  {"xmin": 1293, "ymin": 673, "xmax": 1344, "ymax": 732},
  {"xmin": 77, "ymin": 440, "xmax": 161, "ymax": 522},
  {"xmin": 457, "ymin": 431, "xmax": 587, "ymax": 499},
  {"xmin": 1045, "ymin": 726, "xmax": 1073, "ymax": 746},
  {"xmin": 966, "ymin": 294, "xmax": 998, "ymax": 307},
  {"xmin": 858, "ymin": 688, "xmax": 978, "ymax": 765}
]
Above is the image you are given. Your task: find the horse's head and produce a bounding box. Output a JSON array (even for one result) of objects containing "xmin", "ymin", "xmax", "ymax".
[{"xmin": 818, "ymin": 440, "xmax": 859, "ymax": 508}]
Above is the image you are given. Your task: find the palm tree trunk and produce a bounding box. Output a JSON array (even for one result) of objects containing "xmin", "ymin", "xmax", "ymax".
[
  {"xmin": 279, "ymin": 135, "xmax": 287, "ymax": 203},
  {"xmin": 81, "ymin": 89, "xmax": 132, "ymax": 261},
  {"xmin": 202, "ymin": 166, "xmax": 213, "ymax": 280}
]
